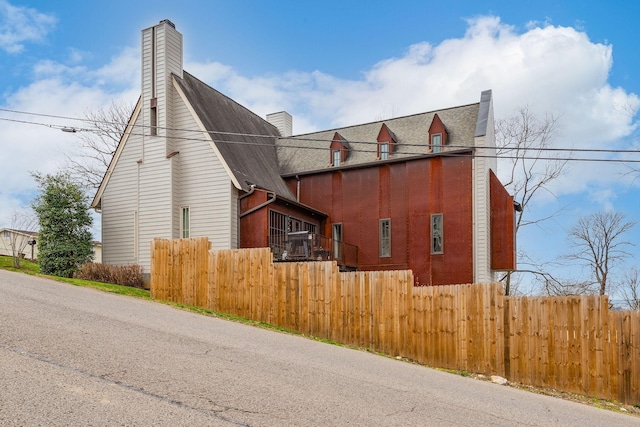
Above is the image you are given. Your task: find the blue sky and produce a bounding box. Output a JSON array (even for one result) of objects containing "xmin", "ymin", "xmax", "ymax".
[{"xmin": 1, "ymin": 0, "xmax": 640, "ymax": 295}]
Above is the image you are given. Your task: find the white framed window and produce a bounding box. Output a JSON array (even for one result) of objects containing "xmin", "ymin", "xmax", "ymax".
[
  {"xmin": 181, "ymin": 206, "xmax": 190, "ymax": 238},
  {"xmin": 379, "ymin": 219, "xmax": 391, "ymax": 257},
  {"xmin": 332, "ymin": 149, "xmax": 341, "ymax": 166},
  {"xmin": 431, "ymin": 213, "xmax": 443, "ymax": 254},
  {"xmin": 431, "ymin": 133, "xmax": 442, "ymax": 153},
  {"xmin": 380, "ymin": 142, "xmax": 389, "ymax": 160}
]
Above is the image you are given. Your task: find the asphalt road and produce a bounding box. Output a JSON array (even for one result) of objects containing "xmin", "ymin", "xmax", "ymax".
[{"xmin": 1, "ymin": 269, "xmax": 638, "ymax": 426}]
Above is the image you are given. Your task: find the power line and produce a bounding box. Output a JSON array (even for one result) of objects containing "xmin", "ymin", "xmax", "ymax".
[{"xmin": 2, "ymin": 107, "xmax": 640, "ymax": 164}]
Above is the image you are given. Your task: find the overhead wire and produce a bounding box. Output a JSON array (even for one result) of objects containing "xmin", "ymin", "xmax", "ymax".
[{"xmin": 2, "ymin": 106, "xmax": 640, "ymax": 164}]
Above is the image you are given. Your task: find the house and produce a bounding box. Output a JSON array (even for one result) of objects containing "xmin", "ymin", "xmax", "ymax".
[
  {"xmin": 0, "ymin": 228, "xmax": 102, "ymax": 263},
  {"xmin": 0, "ymin": 229, "xmax": 38, "ymax": 260},
  {"xmin": 92, "ymin": 241, "xmax": 103, "ymax": 263},
  {"xmin": 92, "ymin": 20, "xmax": 516, "ymax": 286}
]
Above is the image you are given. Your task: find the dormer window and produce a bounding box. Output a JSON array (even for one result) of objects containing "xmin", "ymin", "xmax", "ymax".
[
  {"xmin": 428, "ymin": 114, "xmax": 448, "ymax": 153},
  {"xmin": 330, "ymin": 132, "xmax": 349, "ymax": 167},
  {"xmin": 380, "ymin": 142, "xmax": 389, "ymax": 160},
  {"xmin": 376, "ymin": 123, "xmax": 398, "ymax": 160}
]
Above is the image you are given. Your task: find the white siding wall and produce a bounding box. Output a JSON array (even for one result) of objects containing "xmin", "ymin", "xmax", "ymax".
[
  {"xmin": 472, "ymin": 98, "xmax": 497, "ymax": 284},
  {"xmin": 137, "ymin": 144, "xmax": 173, "ymax": 270},
  {"xmin": 101, "ymin": 118, "xmax": 142, "ymax": 266},
  {"xmin": 171, "ymin": 91, "xmax": 238, "ymax": 249},
  {"xmin": 472, "ymin": 135, "xmax": 492, "ymax": 284},
  {"xmin": 266, "ymin": 111, "xmax": 292, "ymax": 137}
]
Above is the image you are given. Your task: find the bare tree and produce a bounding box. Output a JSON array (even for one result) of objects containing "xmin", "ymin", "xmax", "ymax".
[
  {"xmin": 65, "ymin": 101, "xmax": 134, "ymax": 190},
  {"xmin": 619, "ymin": 267, "xmax": 640, "ymax": 310},
  {"xmin": 510, "ymin": 259, "xmax": 593, "ymax": 296},
  {"xmin": 2, "ymin": 209, "xmax": 37, "ymax": 268},
  {"xmin": 540, "ymin": 276, "xmax": 595, "ymax": 296},
  {"xmin": 565, "ymin": 211, "xmax": 636, "ymax": 296},
  {"xmin": 496, "ymin": 106, "xmax": 566, "ymax": 294}
]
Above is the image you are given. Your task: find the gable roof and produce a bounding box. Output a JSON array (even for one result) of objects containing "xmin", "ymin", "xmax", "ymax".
[{"xmin": 174, "ymin": 72, "xmax": 295, "ymax": 199}]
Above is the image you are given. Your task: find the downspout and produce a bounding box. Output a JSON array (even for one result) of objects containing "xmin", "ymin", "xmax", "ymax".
[
  {"xmin": 238, "ymin": 184, "xmax": 256, "ymax": 201},
  {"xmin": 239, "ymin": 190, "xmax": 277, "ymax": 218},
  {"xmin": 296, "ymin": 175, "xmax": 300, "ymax": 202},
  {"xmin": 237, "ymin": 185, "xmax": 256, "ymax": 247}
]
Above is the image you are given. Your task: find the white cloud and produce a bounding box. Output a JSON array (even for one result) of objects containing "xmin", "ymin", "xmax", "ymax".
[
  {"xmin": 94, "ymin": 46, "xmax": 140, "ymax": 90},
  {"xmin": 0, "ymin": 0, "xmax": 56, "ymax": 53},
  {"xmin": 0, "ymin": 53, "xmax": 139, "ymax": 230}
]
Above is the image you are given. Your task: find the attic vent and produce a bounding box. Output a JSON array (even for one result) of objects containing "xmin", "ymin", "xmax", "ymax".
[{"xmin": 159, "ymin": 19, "xmax": 176, "ymax": 28}]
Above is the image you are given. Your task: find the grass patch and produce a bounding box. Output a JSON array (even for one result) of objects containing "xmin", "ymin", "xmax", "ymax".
[
  {"xmin": 0, "ymin": 255, "xmax": 40, "ymax": 274},
  {"xmin": 162, "ymin": 300, "xmax": 304, "ymax": 336},
  {"xmin": 0, "ymin": 255, "xmax": 150, "ymax": 299},
  {"xmin": 52, "ymin": 276, "xmax": 152, "ymax": 299}
]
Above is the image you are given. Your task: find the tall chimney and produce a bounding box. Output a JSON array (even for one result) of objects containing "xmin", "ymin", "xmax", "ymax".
[
  {"xmin": 141, "ymin": 20, "xmax": 183, "ymax": 138},
  {"xmin": 266, "ymin": 111, "xmax": 293, "ymax": 137}
]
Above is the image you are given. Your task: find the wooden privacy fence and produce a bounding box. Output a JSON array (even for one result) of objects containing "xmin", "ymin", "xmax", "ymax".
[{"xmin": 151, "ymin": 238, "xmax": 640, "ymax": 404}]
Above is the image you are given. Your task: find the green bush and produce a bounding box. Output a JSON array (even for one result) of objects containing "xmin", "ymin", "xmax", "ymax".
[
  {"xmin": 76, "ymin": 263, "xmax": 144, "ymax": 288},
  {"xmin": 32, "ymin": 172, "xmax": 94, "ymax": 278}
]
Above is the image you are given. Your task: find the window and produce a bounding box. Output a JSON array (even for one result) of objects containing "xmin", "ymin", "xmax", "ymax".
[
  {"xmin": 150, "ymin": 107, "xmax": 157, "ymax": 136},
  {"xmin": 332, "ymin": 149, "xmax": 341, "ymax": 166},
  {"xmin": 332, "ymin": 223, "xmax": 343, "ymax": 259},
  {"xmin": 379, "ymin": 219, "xmax": 391, "ymax": 257},
  {"xmin": 431, "ymin": 133, "xmax": 442, "ymax": 153},
  {"xmin": 181, "ymin": 207, "xmax": 190, "ymax": 238},
  {"xmin": 269, "ymin": 210, "xmax": 287, "ymax": 257},
  {"xmin": 2, "ymin": 230, "xmax": 9, "ymax": 238},
  {"xmin": 431, "ymin": 213, "xmax": 443, "ymax": 254},
  {"xmin": 150, "ymin": 97, "xmax": 158, "ymax": 136},
  {"xmin": 380, "ymin": 142, "xmax": 389, "ymax": 160},
  {"xmin": 269, "ymin": 210, "xmax": 287, "ymax": 237}
]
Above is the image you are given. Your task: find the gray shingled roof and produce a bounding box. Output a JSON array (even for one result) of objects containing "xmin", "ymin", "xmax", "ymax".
[
  {"xmin": 276, "ymin": 102, "xmax": 480, "ymax": 176},
  {"xmin": 175, "ymin": 72, "xmax": 295, "ymax": 199}
]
